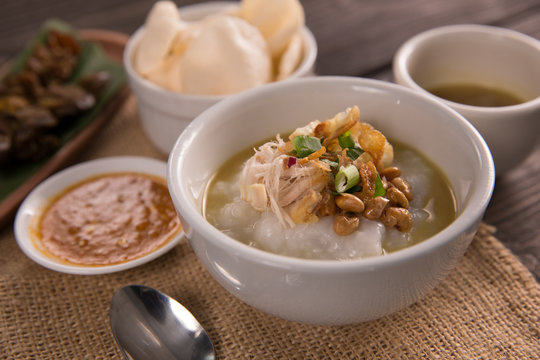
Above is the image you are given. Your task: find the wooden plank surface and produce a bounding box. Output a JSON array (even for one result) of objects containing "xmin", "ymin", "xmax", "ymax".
[{"xmin": 1, "ymin": 0, "xmax": 539, "ymax": 280}]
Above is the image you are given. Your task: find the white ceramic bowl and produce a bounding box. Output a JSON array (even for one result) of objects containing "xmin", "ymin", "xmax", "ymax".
[
  {"xmin": 14, "ymin": 156, "xmax": 184, "ymax": 275},
  {"xmin": 167, "ymin": 77, "xmax": 495, "ymax": 325},
  {"xmin": 124, "ymin": 1, "xmax": 318, "ymax": 154},
  {"xmin": 393, "ymin": 24, "xmax": 540, "ymax": 175}
]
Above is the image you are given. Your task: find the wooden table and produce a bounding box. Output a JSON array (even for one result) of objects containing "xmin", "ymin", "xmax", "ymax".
[{"xmin": 1, "ymin": 0, "xmax": 539, "ymax": 280}]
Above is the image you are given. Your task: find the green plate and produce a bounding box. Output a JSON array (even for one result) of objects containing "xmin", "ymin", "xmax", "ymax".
[{"xmin": 0, "ymin": 19, "xmax": 129, "ymax": 226}]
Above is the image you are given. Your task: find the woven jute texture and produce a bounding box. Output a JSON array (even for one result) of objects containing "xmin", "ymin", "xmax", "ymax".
[{"xmin": 1, "ymin": 97, "xmax": 539, "ymax": 359}]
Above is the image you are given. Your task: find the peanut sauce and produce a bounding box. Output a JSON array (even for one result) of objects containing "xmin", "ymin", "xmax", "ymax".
[{"xmin": 39, "ymin": 172, "xmax": 182, "ymax": 265}]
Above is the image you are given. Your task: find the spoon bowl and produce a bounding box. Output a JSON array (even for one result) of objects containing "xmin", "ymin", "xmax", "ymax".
[{"xmin": 110, "ymin": 284, "xmax": 215, "ymax": 360}]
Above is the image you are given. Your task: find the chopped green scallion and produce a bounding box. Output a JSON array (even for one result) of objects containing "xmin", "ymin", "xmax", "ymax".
[
  {"xmin": 337, "ymin": 131, "xmax": 364, "ymax": 160},
  {"xmin": 338, "ymin": 131, "xmax": 355, "ymax": 149},
  {"xmin": 335, "ymin": 165, "xmax": 360, "ymax": 193},
  {"xmin": 373, "ymin": 173, "xmax": 386, "ymax": 197},
  {"xmin": 346, "ymin": 147, "xmax": 364, "ymax": 160}
]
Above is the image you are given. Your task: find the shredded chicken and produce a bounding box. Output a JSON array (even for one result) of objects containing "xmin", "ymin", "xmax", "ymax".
[{"xmin": 240, "ymin": 135, "xmax": 331, "ymax": 227}]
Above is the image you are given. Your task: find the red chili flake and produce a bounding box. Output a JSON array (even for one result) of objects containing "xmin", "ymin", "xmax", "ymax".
[{"xmin": 288, "ymin": 157, "xmax": 297, "ymax": 167}]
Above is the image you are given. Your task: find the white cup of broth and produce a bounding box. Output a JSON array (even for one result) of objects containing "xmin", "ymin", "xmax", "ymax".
[{"xmin": 393, "ymin": 24, "xmax": 540, "ymax": 175}]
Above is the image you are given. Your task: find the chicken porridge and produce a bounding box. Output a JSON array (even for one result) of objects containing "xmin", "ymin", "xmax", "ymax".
[{"xmin": 204, "ymin": 106, "xmax": 456, "ymax": 260}]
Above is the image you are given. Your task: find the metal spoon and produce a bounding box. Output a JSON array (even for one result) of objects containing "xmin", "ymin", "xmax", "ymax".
[{"xmin": 110, "ymin": 284, "xmax": 215, "ymax": 360}]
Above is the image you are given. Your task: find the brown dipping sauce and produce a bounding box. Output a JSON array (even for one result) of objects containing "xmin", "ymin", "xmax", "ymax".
[{"xmin": 39, "ymin": 172, "xmax": 181, "ymax": 265}]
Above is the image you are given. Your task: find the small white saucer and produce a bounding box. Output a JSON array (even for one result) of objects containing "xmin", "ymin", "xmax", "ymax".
[{"xmin": 14, "ymin": 156, "xmax": 184, "ymax": 275}]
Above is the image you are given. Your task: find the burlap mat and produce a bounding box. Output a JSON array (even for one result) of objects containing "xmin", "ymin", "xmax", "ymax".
[{"xmin": 1, "ymin": 97, "xmax": 539, "ymax": 359}]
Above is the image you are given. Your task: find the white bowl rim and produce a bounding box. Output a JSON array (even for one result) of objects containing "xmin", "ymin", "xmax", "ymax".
[
  {"xmin": 168, "ymin": 76, "xmax": 495, "ymax": 273},
  {"xmin": 393, "ymin": 23, "xmax": 540, "ymax": 113},
  {"xmin": 14, "ymin": 156, "xmax": 184, "ymax": 275},
  {"xmin": 123, "ymin": 1, "xmax": 318, "ymax": 102}
]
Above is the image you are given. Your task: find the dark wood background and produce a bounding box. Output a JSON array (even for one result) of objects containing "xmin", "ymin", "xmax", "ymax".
[{"xmin": 1, "ymin": 0, "xmax": 539, "ymax": 280}]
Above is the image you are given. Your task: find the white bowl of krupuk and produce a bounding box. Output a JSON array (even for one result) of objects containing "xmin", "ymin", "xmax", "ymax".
[
  {"xmin": 15, "ymin": 156, "xmax": 183, "ymax": 275},
  {"xmin": 393, "ymin": 24, "xmax": 540, "ymax": 176},
  {"xmin": 124, "ymin": 0, "xmax": 317, "ymax": 154},
  {"xmin": 167, "ymin": 76, "xmax": 495, "ymax": 325}
]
